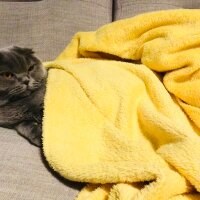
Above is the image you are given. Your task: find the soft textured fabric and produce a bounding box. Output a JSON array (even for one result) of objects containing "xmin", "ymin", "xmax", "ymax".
[{"xmin": 43, "ymin": 9, "xmax": 200, "ymax": 199}]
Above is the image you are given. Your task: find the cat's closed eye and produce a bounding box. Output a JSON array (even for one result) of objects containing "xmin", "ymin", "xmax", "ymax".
[{"xmin": 0, "ymin": 72, "xmax": 15, "ymax": 80}]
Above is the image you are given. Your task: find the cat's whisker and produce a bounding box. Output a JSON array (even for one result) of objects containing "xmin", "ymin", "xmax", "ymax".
[
  {"xmin": 9, "ymin": 86, "xmax": 26, "ymax": 96},
  {"xmin": 32, "ymin": 83, "xmax": 39, "ymax": 87},
  {"xmin": 10, "ymin": 86, "xmax": 23, "ymax": 92},
  {"xmin": 10, "ymin": 86, "xmax": 21, "ymax": 92},
  {"xmin": 33, "ymin": 81, "xmax": 40, "ymax": 85},
  {"xmin": 30, "ymin": 81, "xmax": 42, "ymax": 90}
]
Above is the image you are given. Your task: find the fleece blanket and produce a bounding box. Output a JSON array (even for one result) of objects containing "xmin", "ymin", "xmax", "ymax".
[{"xmin": 43, "ymin": 10, "xmax": 200, "ymax": 199}]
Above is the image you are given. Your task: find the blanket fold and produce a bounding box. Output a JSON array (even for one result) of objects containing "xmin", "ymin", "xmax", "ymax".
[{"xmin": 43, "ymin": 9, "xmax": 200, "ymax": 199}]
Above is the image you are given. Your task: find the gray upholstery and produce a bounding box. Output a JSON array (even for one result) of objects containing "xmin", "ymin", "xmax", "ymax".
[
  {"xmin": 114, "ymin": 0, "xmax": 200, "ymax": 20},
  {"xmin": 0, "ymin": 128, "xmax": 83, "ymax": 200},
  {"xmin": 0, "ymin": 0, "xmax": 112, "ymax": 60},
  {"xmin": 0, "ymin": 0, "xmax": 199, "ymax": 199}
]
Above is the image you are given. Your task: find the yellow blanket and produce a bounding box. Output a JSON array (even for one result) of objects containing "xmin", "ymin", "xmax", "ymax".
[{"xmin": 43, "ymin": 9, "xmax": 200, "ymax": 199}]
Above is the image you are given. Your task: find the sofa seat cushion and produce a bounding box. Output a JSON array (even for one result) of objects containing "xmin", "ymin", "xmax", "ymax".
[{"xmin": 0, "ymin": 127, "xmax": 83, "ymax": 200}]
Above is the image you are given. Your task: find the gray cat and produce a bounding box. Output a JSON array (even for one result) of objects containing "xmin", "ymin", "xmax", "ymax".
[{"xmin": 0, "ymin": 46, "xmax": 47, "ymax": 147}]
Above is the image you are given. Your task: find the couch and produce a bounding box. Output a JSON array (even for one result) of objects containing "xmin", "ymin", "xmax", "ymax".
[{"xmin": 0, "ymin": 0, "xmax": 200, "ymax": 199}]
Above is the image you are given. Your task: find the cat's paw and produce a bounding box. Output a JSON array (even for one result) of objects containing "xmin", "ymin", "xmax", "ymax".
[
  {"xmin": 15, "ymin": 121, "xmax": 42, "ymax": 147},
  {"xmin": 30, "ymin": 123, "xmax": 42, "ymax": 147}
]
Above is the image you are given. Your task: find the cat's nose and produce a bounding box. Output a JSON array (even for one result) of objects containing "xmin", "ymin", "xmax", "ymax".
[{"xmin": 22, "ymin": 76, "xmax": 29, "ymax": 85}]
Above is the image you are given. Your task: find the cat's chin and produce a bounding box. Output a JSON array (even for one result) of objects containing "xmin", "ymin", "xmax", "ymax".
[
  {"xmin": 27, "ymin": 87, "xmax": 39, "ymax": 93},
  {"xmin": 16, "ymin": 90, "xmax": 32, "ymax": 98}
]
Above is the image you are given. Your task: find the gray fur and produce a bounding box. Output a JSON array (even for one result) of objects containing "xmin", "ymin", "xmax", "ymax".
[{"xmin": 0, "ymin": 46, "xmax": 47, "ymax": 146}]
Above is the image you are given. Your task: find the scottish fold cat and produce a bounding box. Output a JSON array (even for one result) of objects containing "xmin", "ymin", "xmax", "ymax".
[{"xmin": 0, "ymin": 46, "xmax": 46, "ymax": 146}]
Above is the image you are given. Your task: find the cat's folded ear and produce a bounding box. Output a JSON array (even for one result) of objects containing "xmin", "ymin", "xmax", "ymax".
[{"xmin": 11, "ymin": 46, "xmax": 35, "ymax": 56}]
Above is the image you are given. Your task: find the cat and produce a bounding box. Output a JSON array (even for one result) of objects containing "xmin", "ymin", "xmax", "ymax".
[{"xmin": 0, "ymin": 46, "xmax": 47, "ymax": 147}]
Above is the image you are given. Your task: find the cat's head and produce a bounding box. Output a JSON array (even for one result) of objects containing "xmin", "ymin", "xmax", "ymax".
[{"xmin": 0, "ymin": 46, "xmax": 47, "ymax": 102}]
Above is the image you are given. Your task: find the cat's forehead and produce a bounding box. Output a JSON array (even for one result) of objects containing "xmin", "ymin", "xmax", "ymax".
[{"xmin": 0, "ymin": 50, "xmax": 31, "ymax": 73}]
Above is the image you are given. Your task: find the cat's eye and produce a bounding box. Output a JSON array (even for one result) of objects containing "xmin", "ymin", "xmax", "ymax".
[
  {"xmin": 29, "ymin": 64, "xmax": 36, "ymax": 72},
  {"xmin": 0, "ymin": 72, "xmax": 15, "ymax": 79}
]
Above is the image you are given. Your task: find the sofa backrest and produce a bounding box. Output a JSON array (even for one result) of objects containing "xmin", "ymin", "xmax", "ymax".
[
  {"xmin": 0, "ymin": 0, "xmax": 112, "ymax": 60},
  {"xmin": 113, "ymin": 0, "xmax": 200, "ymax": 20}
]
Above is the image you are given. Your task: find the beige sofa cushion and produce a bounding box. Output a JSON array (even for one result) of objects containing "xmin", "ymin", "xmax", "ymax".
[
  {"xmin": 114, "ymin": 0, "xmax": 200, "ymax": 20},
  {"xmin": 0, "ymin": 0, "xmax": 112, "ymax": 60},
  {"xmin": 0, "ymin": 128, "xmax": 84, "ymax": 200}
]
